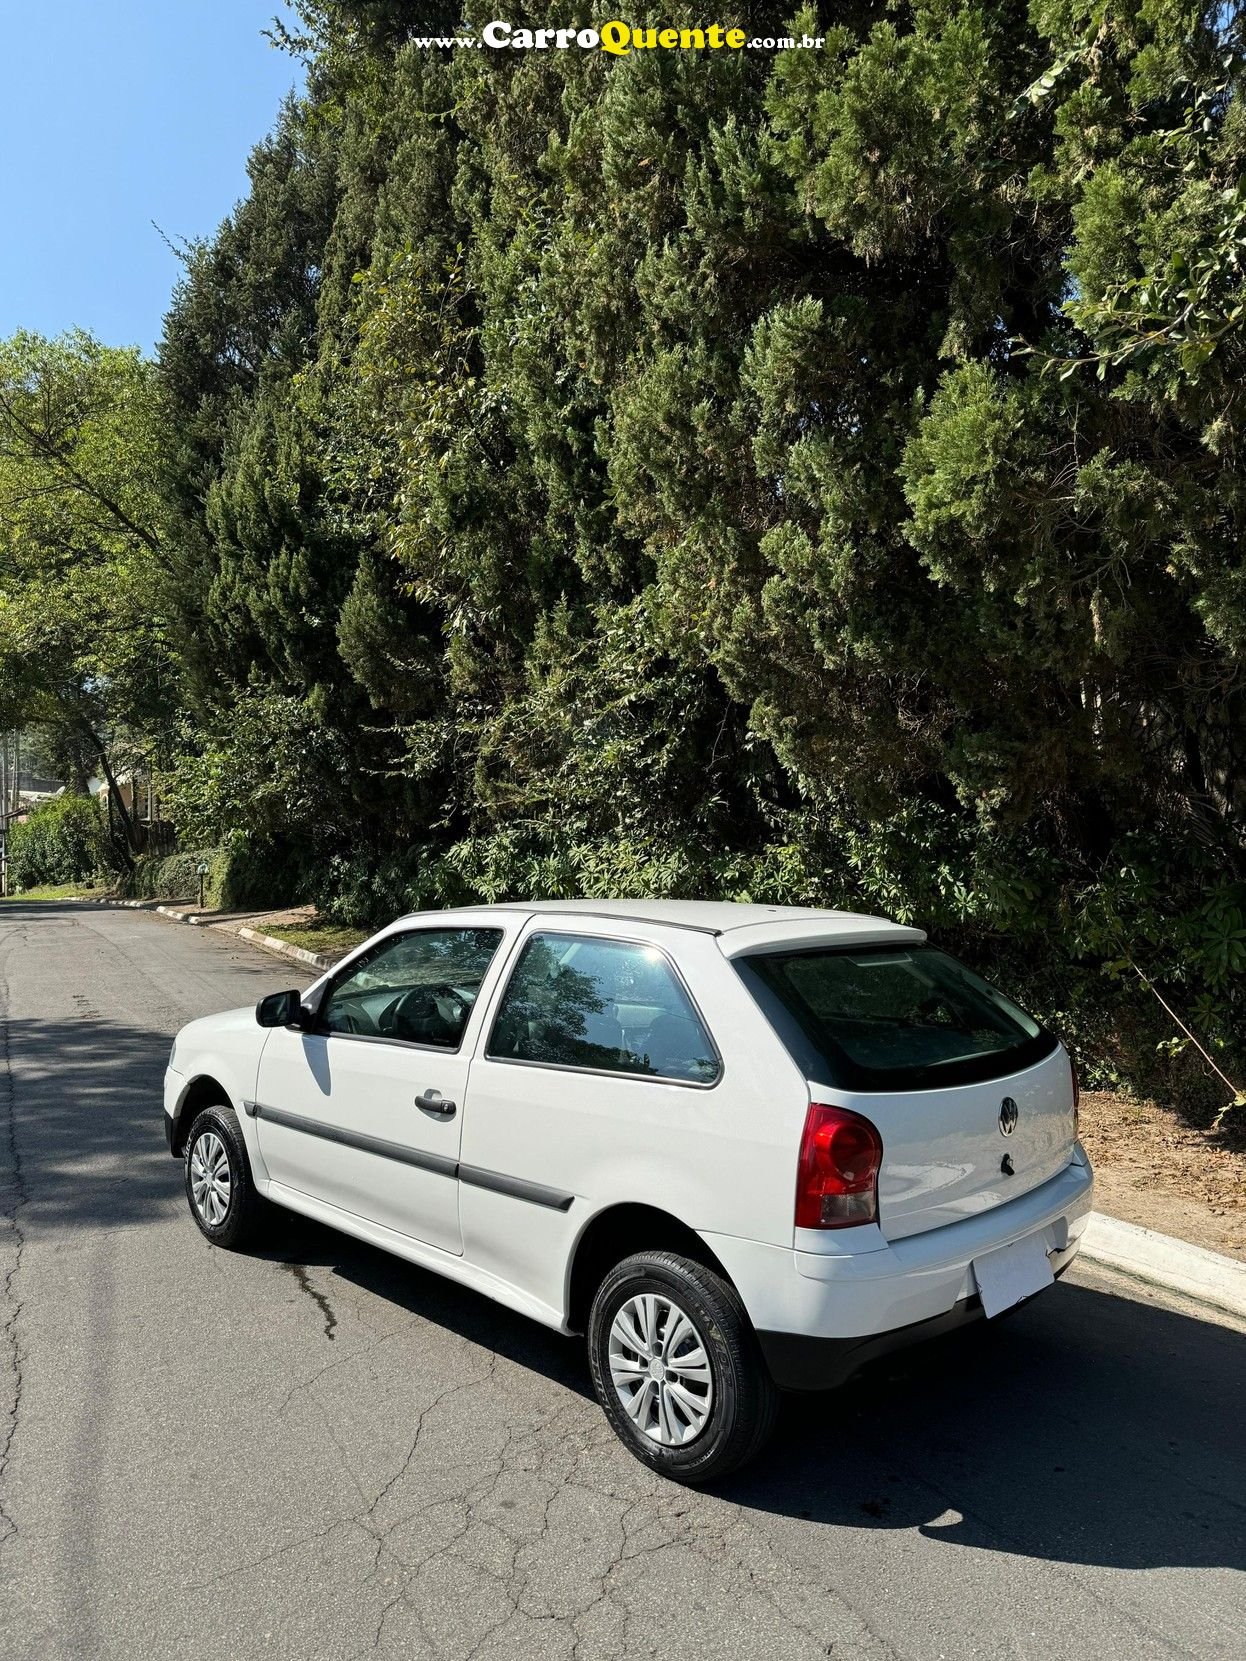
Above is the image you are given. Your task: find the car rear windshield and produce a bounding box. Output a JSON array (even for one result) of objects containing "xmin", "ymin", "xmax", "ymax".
[{"xmin": 736, "ymin": 944, "xmax": 1056, "ymax": 1091}]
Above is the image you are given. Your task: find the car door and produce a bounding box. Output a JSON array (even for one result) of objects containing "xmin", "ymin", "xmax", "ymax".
[{"xmin": 254, "ymin": 924, "xmax": 506, "ymax": 1254}]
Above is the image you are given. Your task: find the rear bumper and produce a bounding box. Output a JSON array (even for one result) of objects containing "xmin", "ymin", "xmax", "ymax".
[
  {"xmin": 757, "ymin": 1246, "xmax": 1079, "ymax": 1391},
  {"xmin": 702, "ymin": 1149, "xmax": 1093, "ymax": 1389}
]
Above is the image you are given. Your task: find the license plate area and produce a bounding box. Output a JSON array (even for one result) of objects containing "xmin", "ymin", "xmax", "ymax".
[{"xmin": 972, "ymin": 1231, "xmax": 1054, "ymax": 1318}]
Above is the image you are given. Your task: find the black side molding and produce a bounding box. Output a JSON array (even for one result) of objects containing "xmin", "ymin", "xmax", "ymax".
[
  {"xmin": 250, "ymin": 1103, "xmax": 574, "ymax": 1210},
  {"xmin": 251, "ymin": 1103, "xmax": 458, "ymax": 1180},
  {"xmin": 459, "ymin": 1163, "xmax": 575, "ymax": 1212}
]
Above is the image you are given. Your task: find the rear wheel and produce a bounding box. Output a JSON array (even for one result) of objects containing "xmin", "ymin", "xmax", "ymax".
[
  {"xmin": 183, "ymin": 1104, "xmax": 266, "ymax": 1250},
  {"xmin": 587, "ymin": 1250, "xmax": 778, "ymax": 1484}
]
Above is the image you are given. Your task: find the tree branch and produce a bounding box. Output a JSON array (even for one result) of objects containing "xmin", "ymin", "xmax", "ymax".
[{"xmin": 0, "ymin": 389, "xmax": 163, "ymax": 555}]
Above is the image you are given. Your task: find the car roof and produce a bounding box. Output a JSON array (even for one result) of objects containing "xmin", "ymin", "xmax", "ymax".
[{"xmin": 415, "ymin": 898, "xmax": 925, "ymax": 952}]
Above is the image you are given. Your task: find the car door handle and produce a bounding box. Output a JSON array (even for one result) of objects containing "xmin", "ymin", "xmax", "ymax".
[{"xmin": 415, "ymin": 1089, "xmax": 456, "ymax": 1119}]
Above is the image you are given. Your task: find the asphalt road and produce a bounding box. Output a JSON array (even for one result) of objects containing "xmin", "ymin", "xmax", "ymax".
[{"xmin": 1, "ymin": 900, "xmax": 1243, "ymax": 1661}]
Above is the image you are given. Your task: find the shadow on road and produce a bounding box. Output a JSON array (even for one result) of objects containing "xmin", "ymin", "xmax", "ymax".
[
  {"xmin": 257, "ymin": 1215, "xmax": 597, "ymax": 1402},
  {"xmin": 742, "ymin": 1278, "xmax": 1246, "ymax": 1574},
  {"xmin": 0, "ymin": 899, "xmax": 294, "ymax": 1234},
  {"xmin": 1, "ymin": 1015, "xmax": 183, "ymax": 1232},
  {"xmin": 272, "ymin": 1213, "xmax": 1246, "ymax": 1577}
]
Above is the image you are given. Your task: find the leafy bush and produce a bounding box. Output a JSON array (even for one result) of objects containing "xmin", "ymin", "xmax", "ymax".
[
  {"xmin": 9, "ymin": 795, "xmax": 112, "ymax": 888},
  {"xmin": 124, "ymin": 849, "xmax": 215, "ymax": 902},
  {"xmin": 123, "ymin": 836, "xmax": 310, "ymax": 911},
  {"xmin": 208, "ymin": 836, "xmax": 310, "ymax": 911}
]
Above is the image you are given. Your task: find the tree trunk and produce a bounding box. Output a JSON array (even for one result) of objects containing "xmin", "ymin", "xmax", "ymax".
[{"xmin": 90, "ymin": 735, "xmax": 143, "ymax": 868}]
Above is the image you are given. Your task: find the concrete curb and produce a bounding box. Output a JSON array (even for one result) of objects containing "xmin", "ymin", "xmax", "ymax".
[
  {"xmin": 235, "ymin": 925, "xmax": 335, "ymax": 974},
  {"xmin": 99, "ymin": 896, "xmax": 339, "ymax": 973},
  {"xmin": 1079, "ymin": 1212, "xmax": 1246, "ymax": 1320}
]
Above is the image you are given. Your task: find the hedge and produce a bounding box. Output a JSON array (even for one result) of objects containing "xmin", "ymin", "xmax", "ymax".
[{"xmin": 8, "ymin": 795, "xmax": 112, "ymax": 889}]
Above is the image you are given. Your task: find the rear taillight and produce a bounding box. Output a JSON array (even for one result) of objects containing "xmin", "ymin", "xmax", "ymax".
[
  {"xmin": 1070, "ymin": 1055, "xmax": 1080, "ymax": 1134},
  {"xmin": 795, "ymin": 1103, "xmax": 883, "ymax": 1230}
]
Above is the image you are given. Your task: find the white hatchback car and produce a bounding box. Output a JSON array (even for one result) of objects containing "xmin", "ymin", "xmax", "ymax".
[{"xmin": 164, "ymin": 900, "xmax": 1093, "ymax": 1482}]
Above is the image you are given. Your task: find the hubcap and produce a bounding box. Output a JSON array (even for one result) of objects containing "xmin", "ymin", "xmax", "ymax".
[
  {"xmin": 608, "ymin": 1293, "xmax": 714, "ymax": 1447},
  {"xmin": 189, "ymin": 1131, "xmax": 232, "ymax": 1228}
]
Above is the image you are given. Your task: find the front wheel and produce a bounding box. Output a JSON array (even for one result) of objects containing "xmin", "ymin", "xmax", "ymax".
[
  {"xmin": 184, "ymin": 1104, "xmax": 267, "ymax": 1250},
  {"xmin": 587, "ymin": 1250, "xmax": 778, "ymax": 1485}
]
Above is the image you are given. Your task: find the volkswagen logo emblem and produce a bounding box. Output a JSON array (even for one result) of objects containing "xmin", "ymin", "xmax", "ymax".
[{"xmin": 999, "ymin": 1097, "xmax": 1019, "ymax": 1136}]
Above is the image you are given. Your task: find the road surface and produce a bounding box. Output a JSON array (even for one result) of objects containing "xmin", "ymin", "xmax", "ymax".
[{"xmin": 1, "ymin": 900, "xmax": 1243, "ymax": 1659}]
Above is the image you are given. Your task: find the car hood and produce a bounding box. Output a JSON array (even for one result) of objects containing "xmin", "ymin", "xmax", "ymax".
[{"xmin": 173, "ymin": 1006, "xmax": 262, "ymax": 1050}]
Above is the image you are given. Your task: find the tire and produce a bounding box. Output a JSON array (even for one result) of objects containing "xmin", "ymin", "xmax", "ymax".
[
  {"xmin": 587, "ymin": 1250, "xmax": 779, "ymax": 1485},
  {"xmin": 183, "ymin": 1104, "xmax": 267, "ymax": 1250}
]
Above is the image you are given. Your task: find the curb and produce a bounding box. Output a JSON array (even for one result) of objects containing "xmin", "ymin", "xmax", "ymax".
[
  {"xmin": 1079, "ymin": 1213, "xmax": 1246, "ymax": 1321},
  {"xmin": 100, "ymin": 897, "xmax": 338, "ymax": 973},
  {"xmin": 235, "ymin": 925, "xmax": 335, "ymax": 974}
]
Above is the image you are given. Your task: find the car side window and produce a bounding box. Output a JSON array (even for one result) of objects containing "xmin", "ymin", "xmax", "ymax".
[
  {"xmin": 320, "ymin": 928, "xmax": 504, "ymax": 1049},
  {"xmin": 486, "ymin": 932, "xmax": 720, "ymax": 1084}
]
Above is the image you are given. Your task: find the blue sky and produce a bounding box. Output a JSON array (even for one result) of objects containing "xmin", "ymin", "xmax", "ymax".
[{"xmin": 1, "ymin": 2, "xmax": 302, "ymax": 355}]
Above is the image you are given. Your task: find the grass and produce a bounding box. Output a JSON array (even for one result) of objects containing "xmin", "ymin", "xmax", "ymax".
[
  {"xmin": 2, "ymin": 881, "xmax": 109, "ymax": 902},
  {"xmin": 260, "ymin": 918, "xmax": 369, "ymax": 956}
]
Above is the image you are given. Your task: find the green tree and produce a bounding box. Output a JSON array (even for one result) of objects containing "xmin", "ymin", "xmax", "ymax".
[{"xmin": 0, "ymin": 330, "xmax": 173, "ymax": 861}]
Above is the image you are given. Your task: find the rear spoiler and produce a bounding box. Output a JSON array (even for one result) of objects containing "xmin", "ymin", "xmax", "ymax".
[{"xmin": 717, "ymin": 921, "xmax": 927, "ymax": 959}]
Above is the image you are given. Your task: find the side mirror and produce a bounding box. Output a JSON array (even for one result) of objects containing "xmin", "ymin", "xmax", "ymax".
[{"xmin": 256, "ymin": 989, "xmax": 304, "ymax": 1028}]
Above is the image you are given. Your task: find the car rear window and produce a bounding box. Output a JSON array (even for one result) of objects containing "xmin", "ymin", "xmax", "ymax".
[{"xmin": 736, "ymin": 945, "xmax": 1056, "ymax": 1091}]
